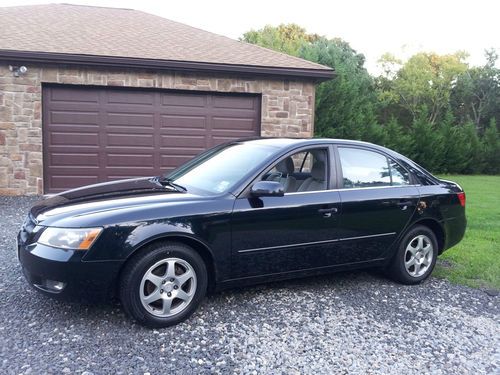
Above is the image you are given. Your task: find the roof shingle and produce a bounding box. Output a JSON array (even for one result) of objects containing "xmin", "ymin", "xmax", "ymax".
[{"xmin": 0, "ymin": 4, "xmax": 333, "ymax": 77}]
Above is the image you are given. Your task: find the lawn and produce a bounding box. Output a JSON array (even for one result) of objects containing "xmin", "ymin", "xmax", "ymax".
[{"xmin": 433, "ymin": 175, "xmax": 500, "ymax": 290}]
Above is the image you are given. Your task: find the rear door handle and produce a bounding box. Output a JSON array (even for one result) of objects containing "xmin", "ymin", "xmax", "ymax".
[
  {"xmin": 318, "ymin": 207, "xmax": 338, "ymax": 218},
  {"xmin": 397, "ymin": 200, "xmax": 413, "ymax": 206},
  {"xmin": 397, "ymin": 200, "xmax": 413, "ymax": 210}
]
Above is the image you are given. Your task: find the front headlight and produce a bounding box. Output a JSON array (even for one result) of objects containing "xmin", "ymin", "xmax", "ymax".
[{"xmin": 37, "ymin": 227, "xmax": 103, "ymax": 250}]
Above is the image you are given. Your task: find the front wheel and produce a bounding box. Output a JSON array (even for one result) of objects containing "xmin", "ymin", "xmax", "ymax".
[
  {"xmin": 119, "ymin": 242, "xmax": 207, "ymax": 328},
  {"xmin": 386, "ymin": 225, "xmax": 438, "ymax": 285}
]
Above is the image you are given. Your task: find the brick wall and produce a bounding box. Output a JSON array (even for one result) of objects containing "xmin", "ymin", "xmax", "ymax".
[{"xmin": 0, "ymin": 64, "xmax": 316, "ymax": 195}]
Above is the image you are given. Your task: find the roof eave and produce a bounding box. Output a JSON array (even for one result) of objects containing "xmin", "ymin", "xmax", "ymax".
[{"xmin": 0, "ymin": 50, "xmax": 334, "ymax": 82}]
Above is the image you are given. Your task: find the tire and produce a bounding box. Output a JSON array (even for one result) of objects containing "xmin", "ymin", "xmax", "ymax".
[
  {"xmin": 386, "ymin": 225, "xmax": 438, "ymax": 285},
  {"xmin": 119, "ymin": 241, "xmax": 207, "ymax": 328}
]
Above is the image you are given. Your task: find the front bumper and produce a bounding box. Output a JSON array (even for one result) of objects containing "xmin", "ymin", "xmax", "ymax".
[{"xmin": 18, "ymin": 239, "xmax": 124, "ymax": 302}]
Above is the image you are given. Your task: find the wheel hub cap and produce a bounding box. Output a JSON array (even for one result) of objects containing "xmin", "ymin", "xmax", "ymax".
[{"xmin": 163, "ymin": 282, "xmax": 174, "ymax": 293}]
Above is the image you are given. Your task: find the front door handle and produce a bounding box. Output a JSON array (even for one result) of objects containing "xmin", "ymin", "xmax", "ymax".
[{"xmin": 318, "ymin": 207, "xmax": 338, "ymax": 218}]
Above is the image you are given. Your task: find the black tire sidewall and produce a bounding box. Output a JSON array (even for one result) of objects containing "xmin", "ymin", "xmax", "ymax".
[
  {"xmin": 390, "ymin": 225, "xmax": 438, "ymax": 285},
  {"xmin": 120, "ymin": 242, "xmax": 207, "ymax": 328}
]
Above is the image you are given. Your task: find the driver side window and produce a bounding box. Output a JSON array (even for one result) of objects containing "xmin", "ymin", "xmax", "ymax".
[{"xmin": 263, "ymin": 148, "xmax": 328, "ymax": 193}]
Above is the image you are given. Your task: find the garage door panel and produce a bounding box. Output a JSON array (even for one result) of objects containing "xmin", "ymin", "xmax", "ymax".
[
  {"xmin": 159, "ymin": 145, "xmax": 206, "ymax": 155},
  {"xmin": 49, "ymin": 152, "xmax": 100, "ymax": 167},
  {"xmin": 48, "ymin": 87, "xmax": 99, "ymax": 103},
  {"xmin": 160, "ymin": 155, "xmax": 194, "ymax": 169},
  {"xmin": 161, "ymin": 93, "xmax": 207, "ymax": 107},
  {"xmin": 49, "ymin": 131, "xmax": 99, "ymax": 146},
  {"xmin": 43, "ymin": 86, "xmax": 260, "ymax": 193},
  {"xmin": 212, "ymin": 95, "xmax": 258, "ymax": 110},
  {"xmin": 160, "ymin": 134, "xmax": 206, "ymax": 148},
  {"xmin": 48, "ymin": 124, "xmax": 100, "ymax": 133},
  {"xmin": 50, "ymin": 111, "xmax": 99, "ymax": 125},
  {"xmin": 212, "ymin": 117, "xmax": 257, "ymax": 131},
  {"xmin": 107, "ymin": 133, "xmax": 155, "ymax": 147},
  {"xmin": 104, "ymin": 168, "xmax": 156, "ymax": 179},
  {"xmin": 49, "ymin": 175, "xmax": 100, "ymax": 190},
  {"xmin": 106, "ymin": 91, "xmax": 155, "ymax": 105},
  {"xmin": 107, "ymin": 153, "xmax": 155, "ymax": 167},
  {"xmin": 106, "ymin": 113, "xmax": 155, "ymax": 127},
  {"xmin": 160, "ymin": 115, "xmax": 206, "ymax": 129}
]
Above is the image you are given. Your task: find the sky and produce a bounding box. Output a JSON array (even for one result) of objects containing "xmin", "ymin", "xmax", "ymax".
[{"xmin": 1, "ymin": 0, "xmax": 499, "ymax": 74}]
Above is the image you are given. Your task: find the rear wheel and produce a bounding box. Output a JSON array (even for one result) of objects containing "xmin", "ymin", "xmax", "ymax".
[
  {"xmin": 119, "ymin": 242, "xmax": 207, "ymax": 328},
  {"xmin": 387, "ymin": 225, "xmax": 438, "ymax": 285}
]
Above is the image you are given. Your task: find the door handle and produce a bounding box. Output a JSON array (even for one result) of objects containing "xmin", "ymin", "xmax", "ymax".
[
  {"xmin": 318, "ymin": 207, "xmax": 338, "ymax": 218},
  {"xmin": 397, "ymin": 200, "xmax": 413, "ymax": 210}
]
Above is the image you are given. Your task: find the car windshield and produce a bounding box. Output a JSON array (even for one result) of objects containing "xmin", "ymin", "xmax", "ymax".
[{"xmin": 164, "ymin": 143, "xmax": 278, "ymax": 195}]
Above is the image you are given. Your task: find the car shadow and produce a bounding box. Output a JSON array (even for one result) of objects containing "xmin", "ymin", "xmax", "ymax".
[{"xmin": 13, "ymin": 267, "xmax": 399, "ymax": 330}]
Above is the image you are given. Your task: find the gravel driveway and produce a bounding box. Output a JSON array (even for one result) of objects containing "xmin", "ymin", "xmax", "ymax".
[{"xmin": 1, "ymin": 196, "xmax": 498, "ymax": 374}]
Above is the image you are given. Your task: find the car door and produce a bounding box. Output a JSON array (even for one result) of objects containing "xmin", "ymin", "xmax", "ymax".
[
  {"xmin": 230, "ymin": 146, "xmax": 342, "ymax": 278},
  {"xmin": 335, "ymin": 145, "xmax": 420, "ymax": 263}
]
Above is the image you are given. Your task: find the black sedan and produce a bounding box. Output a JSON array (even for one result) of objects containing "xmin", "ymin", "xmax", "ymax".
[{"xmin": 18, "ymin": 138, "xmax": 466, "ymax": 327}]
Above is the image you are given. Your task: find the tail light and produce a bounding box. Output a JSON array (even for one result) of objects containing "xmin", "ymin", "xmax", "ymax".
[{"xmin": 457, "ymin": 192, "xmax": 466, "ymax": 207}]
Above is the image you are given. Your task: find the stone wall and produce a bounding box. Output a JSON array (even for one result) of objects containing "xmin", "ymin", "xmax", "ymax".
[{"xmin": 0, "ymin": 64, "xmax": 315, "ymax": 195}]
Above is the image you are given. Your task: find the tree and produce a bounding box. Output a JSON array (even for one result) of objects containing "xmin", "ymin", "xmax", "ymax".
[
  {"xmin": 482, "ymin": 118, "xmax": 500, "ymax": 174},
  {"xmin": 241, "ymin": 23, "xmax": 500, "ymax": 175},
  {"xmin": 299, "ymin": 38, "xmax": 378, "ymax": 140},
  {"xmin": 439, "ymin": 113, "xmax": 471, "ymax": 173},
  {"xmin": 378, "ymin": 52, "xmax": 468, "ymax": 125},
  {"xmin": 410, "ymin": 112, "xmax": 445, "ymax": 172},
  {"xmin": 242, "ymin": 25, "xmax": 378, "ymax": 142},
  {"xmin": 465, "ymin": 122, "xmax": 484, "ymax": 173},
  {"xmin": 383, "ymin": 117, "xmax": 414, "ymax": 156},
  {"xmin": 241, "ymin": 24, "xmax": 319, "ymax": 57},
  {"xmin": 451, "ymin": 49, "xmax": 500, "ymax": 133}
]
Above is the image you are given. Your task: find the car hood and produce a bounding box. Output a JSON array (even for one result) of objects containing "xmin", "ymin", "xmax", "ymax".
[{"xmin": 30, "ymin": 177, "xmax": 214, "ymax": 226}]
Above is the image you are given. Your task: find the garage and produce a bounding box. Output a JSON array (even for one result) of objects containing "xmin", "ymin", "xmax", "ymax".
[
  {"xmin": 42, "ymin": 85, "xmax": 260, "ymax": 193},
  {"xmin": 0, "ymin": 4, "xmax": 333, "ymax": 195}
]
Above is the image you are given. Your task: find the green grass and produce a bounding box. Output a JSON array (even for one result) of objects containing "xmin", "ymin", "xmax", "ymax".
[{"xmin": 433, "ymin": 175, "xmax": 500, "ymax": 290}]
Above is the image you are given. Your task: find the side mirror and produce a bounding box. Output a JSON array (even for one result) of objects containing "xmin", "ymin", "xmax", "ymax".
[{"xmin": 250, "ymin": 181, "xmax": 285, "ymax": 197}]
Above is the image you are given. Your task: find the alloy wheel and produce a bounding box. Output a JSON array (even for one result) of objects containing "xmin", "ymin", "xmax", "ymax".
[
  {"xmin": 404, "ymin": 234, "xmax": 434, "ymax": 278},
  {"xmin": 139, "ymin": 258, "xmax": 197, "ymax": 318}
]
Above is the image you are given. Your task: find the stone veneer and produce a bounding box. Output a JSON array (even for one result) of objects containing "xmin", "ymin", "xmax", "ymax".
[{"xmin": 0, "ymin": 64, "xmax": 315, "ymax": 195}]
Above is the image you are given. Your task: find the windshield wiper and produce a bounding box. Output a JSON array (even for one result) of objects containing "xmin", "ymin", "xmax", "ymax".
[{"xmin": 153, "ymin": 176, "xmax": 187, "ymax": 193}]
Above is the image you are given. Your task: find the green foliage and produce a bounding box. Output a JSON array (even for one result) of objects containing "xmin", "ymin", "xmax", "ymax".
[
  {"xmin": 409, "ymin": 113, "xmax": 445, "ymax": 171},
  {"xmin": 241, "ymin": 24, "xmax": 319, "ymax": 57},
  {"xmin": 482, "ymin": 118, "xmax": 500, "ymax": 174},
  {"xmin": 299, "ymin": 38, "xmax": 377, "ymax": 140},
  {"xmin": 462, "ymin": 122, "xmax": 484, "ymax": 173},
  {"xmin": 241, "ymin": 23, "xmax": 499, "ymax": 175},
  {"xmin": 383, "ymin": 117, "xmax": 414, "ymax": 156},
  {"xmin": 380, "ymin": 52, "xmax": 468, "ymax": 124},
  {"xmin": 451, "ymin": 50, "xmax": 500, "ymax": 133},
  {"xmin": 439, "ymin": 120, "xmax": 471, "ymax": 174}
]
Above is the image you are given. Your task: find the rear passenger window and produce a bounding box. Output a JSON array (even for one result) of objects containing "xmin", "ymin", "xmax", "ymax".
[
  {"xmin": 389, "ymin": 159, "xmax": 410, "ymax": 186},
  {"xmin": 338, "ymin": 147, "xmax": 409, "ymax": 188}
]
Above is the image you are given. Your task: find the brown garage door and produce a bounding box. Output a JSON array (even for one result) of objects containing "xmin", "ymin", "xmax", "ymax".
[{"xmin": 42, "ymin": 85, "xmax": 261, "ymax": 193}]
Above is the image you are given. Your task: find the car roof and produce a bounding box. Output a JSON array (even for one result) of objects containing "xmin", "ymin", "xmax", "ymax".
[
  {"xmin": 236, "ymin": 137, "xmax": 381, "ymax": 149},
  {"xmin": 235, "ymin": 137, "xmax": 415, "ymax": 165}
]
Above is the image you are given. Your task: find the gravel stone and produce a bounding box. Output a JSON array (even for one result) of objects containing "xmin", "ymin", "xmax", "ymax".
[{"xmin": 0, "ymin": 196, "xmax": 498, "ymax": 374}]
